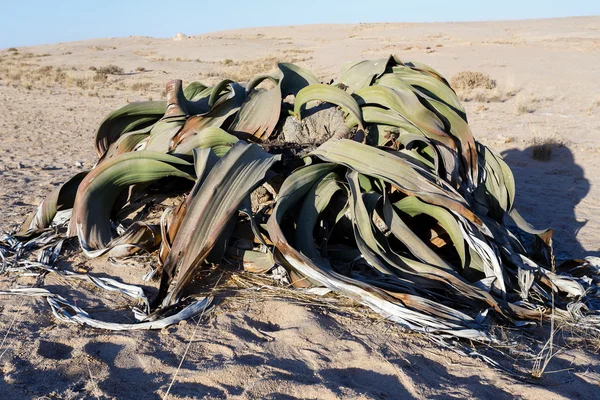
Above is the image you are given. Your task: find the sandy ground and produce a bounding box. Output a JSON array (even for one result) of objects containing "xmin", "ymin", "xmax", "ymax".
[{"xmin": 0, "ymin": 16, "xmax": 599, "ymax": 399}]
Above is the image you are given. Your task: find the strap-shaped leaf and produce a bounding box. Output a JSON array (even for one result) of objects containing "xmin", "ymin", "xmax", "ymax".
[
  {"xmin": 294, "ymin": 84, "xmax": 364, "ymax": 131},
  {"xmin": 363, "ymin": 79, "xmax": 448, "ymax": 140},
  {"xmin": 68, "ymin": 152, "xmax": 194, "ymax": 254},
  {"xmin": 295, "ymin": 171, "xmax": 343, "ymax": 265},
  {"xmin": 157, "ymin": 142, "xmax": 281, "ymax": 306},
  {"xmin": 172, "ymin": 127, "xmax": 239, "ymax": 157},
  {"xmin": 266, "ymin": 164, "xmax": 492, "ymax": 340},
  {"xmin": 311, "ymin": 139, "xmax": 482, "ymax": 226},
  {"xmin": 278, "ymin": 62, "xmax": 320, "ymax": 96},
  {"xmin": 183, "ymin": 81, "xmax": 208, "ymax": 100},
  {"xmin": 229, "ymin": 82, "xmax": 282, "ymax": 142},
  {"xmin": 19, "ymin": 171, "xmax": 88, "ymax": 234},
  {"xmin": 169, "ymin": 83, "xmax": 246, "ymax": 150},
  {"xmin": 388, "ymin": 66, "xmax": 465, "ymax": 117},
  {"xmin": 95, "ymin": 101, "xmax": 166, "ymax": 156},
  {"xmin": 335, "ymin": 55, "xmax": 402, "ymax": 93}
]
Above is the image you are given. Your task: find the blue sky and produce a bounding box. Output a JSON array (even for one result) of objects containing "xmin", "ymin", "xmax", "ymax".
[{"xmin": 2, "ymin": 1, "xmax": 599, "ymax": 48}]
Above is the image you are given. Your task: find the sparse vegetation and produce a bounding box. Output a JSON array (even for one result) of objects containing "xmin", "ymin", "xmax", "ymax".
[
  {"xmin": 7, "ymin": 47, "xmax": 18, "ymax": 52},
  {"xmin": 3, "ymin": 55, "xmax": 597, "ymax": 370},
  {"xmin": 283, "ymin": 48, "xmax": 312, "ymax": 55},
  {"xmin": 515, "ymin": 94, "xmax": 540, "ymax": 114},
  {"xmin": 150, "ymin": 56, "xmax": 194, "ymax": 62},
  {"xmin": 531, "ymin": 135, "xmax": 563, "ymax": 161},
  {"xmin": 135, "ymin": 66, "xmax": 147, "ymax": 72},
  {"xmin": 89, "ymin": 45, "xmax": 117, "ymax": 51},
  {"xmin": 232, "ymin": 56, "xmax": 280, "ymax": 81},
  {"xmin": 131, "ymin": 81, "xmax": 152, "ymax": 91},
  {"xmin": 133, "ymin": 50, "xmax": 156, "ymax": 57},
  {"xmin": 95, "ymin": 65, "xmax": 124, "ymax": 75},
  {"xmin": 451, "ymin": 71, "xmax": 519, "ymax": 103},
  {"xmin": 92, "ymin": 72, "xmax": 108, "ymax": 83},
  {"xmin": 0, "ymin": 62, "xmax": 113, "ymax": 91},
  {"xmin": 214, "ymin": 54, "xmax": 312, "ymax": 82},
  {"xmin": 450, "ymin": 71, "xmax": 496, "ymax": 91}
]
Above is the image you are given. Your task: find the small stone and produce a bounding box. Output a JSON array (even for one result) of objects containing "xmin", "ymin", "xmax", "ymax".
[{"xmin": 75, "ymin": 161, "xmax": 84, "ymax": 168}]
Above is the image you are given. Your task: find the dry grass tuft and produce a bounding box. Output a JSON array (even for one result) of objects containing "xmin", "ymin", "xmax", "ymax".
[
  {"xmin": 0, "ymin": 62, "xmax": 116, "ymax": 91},
  {"xmin": 150, "ymin": 56, "xmax": 194, "ymax": 62},
  {"xmin": 451, "ymin": 72, "xmax": 518, "ymax": 103},
  {"xmin": 515, "ymin": 94, "xmax": 540, "ymax": 115},
  {"xmin": 89, "ymin": 45, "xmax": 116, "ymax": 52},
  {"xmin": 131, "ymin": 81, "xmax": 152, "ymax": 92},
  {"xmin": 283, "ymin": 48, "xmax": 313, "ymax": 55},
  {"xmin": 133, "ymin": 50, "xmax": 156, "ymax": 57},
  {"xmin": 450, "ymin": 71, "xmax": 496, "ymax": 91},
  {"xmin": 210, "ymin": 54, "xmax": 312, "ymax": 82},
  {"xmin": 95, "ymin": 65, "xmax": 124, "ymax": 75},
  {"xmin": 531, "ymin": 135, "xmax": 563, "ymax": 161},
  {"xmin": 228, "ymin": 57, "xmax": 281, "ymax": 81}
]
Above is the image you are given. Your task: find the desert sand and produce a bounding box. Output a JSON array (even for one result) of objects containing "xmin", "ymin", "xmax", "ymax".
[{"xmin": 0, "ymin": 16, "xmax": 599, "ymax": 399}]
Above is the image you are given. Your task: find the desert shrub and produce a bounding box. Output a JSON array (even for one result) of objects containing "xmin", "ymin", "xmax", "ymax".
[
  {"xmin": 95, "ymin": 65, "xmax": 124, "ymax": 75},
  {"xmin": 515, "ymin": 94, "xmax": 540, "ymax": 115},
  {"xmin": 450, "ymin": 71, "xmax": 496, "ymax": 91},
  {"xmin": 531, "ymin": 136, "xmax": 562, "ymax": 161},
  {"xmin": 93, "ymin": 72, "xmax": 108, "ymax": 82},
  {"xmin": 131, "ymin": 81, "xmax": 152, "ymax": 91}
]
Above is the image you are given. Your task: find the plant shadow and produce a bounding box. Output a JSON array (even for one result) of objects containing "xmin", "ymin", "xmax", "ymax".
[{"xmin": 501, "ymin": 145, "xmax": 597, "ymax": 260}]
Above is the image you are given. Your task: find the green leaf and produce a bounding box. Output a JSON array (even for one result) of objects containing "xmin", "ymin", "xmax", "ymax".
[
  {"xmin": 183, "ymin": 81, "xmax": 208, "ymax": 100},
  {"xmin": 19, "ymin": 171, "xmax": 88, "ymax": 234},
  {"xmin": 266, "ymin": 164, "xmax": 492, "ymax": 339},
  {"xmin": 394, "ymin": 196, "xmax": 467, "ymax": 268},
  {"xmin": 278, "ymin": 62, "xmax": 320, "ymax": 96},
  {"xmin": 295, "ymin": 171, "xmax": 343, "ymax": 265},
  {"xmin": 388, "ymin": 66, "xmax": 465, "ymax": 116},
  {"xmin": 157, "ymin": 142, "xmax": 281, "ymax": 306},
  {"xmin": 335, "ymin": 55, "xmax": 402, "ymax": 93},
  {"xmin": 95, "ymin": 101, "xmax": 166, "ymax": 156},
  {"xmin": 68, "ymin": 152, "xmax": 194, "ymax": 255},
  {"xmin": 311, "ymin": 139, "xmax": 482, "ymax": 226},
  {"xmin": 169, "ymin": 83, "xmax": 246, "ymax": 150},
  {"xmin": 172, "ymin": 127, "xmax": 239, "ymax": 158},
  {"xmin": 294, "ymin": 84, "xmax": 364, "ymax": 131},
  {"xmin": 229, "ymin": 82, "xmax": 282, "ymax": 142},
  {"xmin": 360, "ymin": 79, "xmax": 447, "ymax": 141}
]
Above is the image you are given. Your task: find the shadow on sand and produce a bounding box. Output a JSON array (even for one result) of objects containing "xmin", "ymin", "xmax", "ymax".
[{"xmin": 501, "ymin": 144, "xmax": 597, "ymax": 260}]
